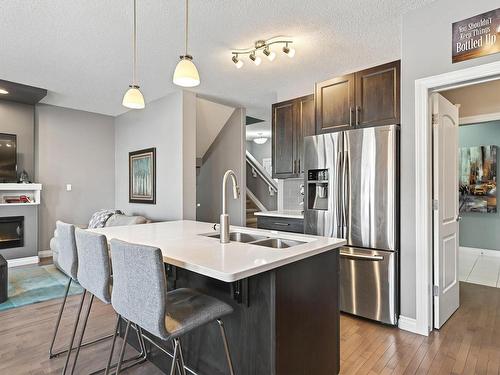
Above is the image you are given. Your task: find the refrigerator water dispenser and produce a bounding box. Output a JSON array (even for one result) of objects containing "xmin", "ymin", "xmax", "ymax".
[{"xmin": 306, "ymin": 169, "xmax": 329, "ymax": 210}]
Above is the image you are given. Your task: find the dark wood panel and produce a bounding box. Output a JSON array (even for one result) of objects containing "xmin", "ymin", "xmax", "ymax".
[
  {"xmin": 275, "ymin": 250, "xmax": 340, "ymax": 375},
  {"xmin": 355, "ymin": 60, "xmax": 400, "ymax": 127},
  {"xmin": 295, "ymin": 95, "xmax": 315, "ymax": 174},
  {"xmin": 315, "ymin": 74, "xmax": 355, "ymax": 134},
  {"xmin": 257, "ymin": 215, "xmax": 304, "ymax": 233},
  {"xmin": 272, "ymin": 100, "xmax": 296, "ymax": 178}
]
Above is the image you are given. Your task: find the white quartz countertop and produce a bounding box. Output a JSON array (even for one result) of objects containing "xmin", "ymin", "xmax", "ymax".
[
  {"xmin": 90, "ymin": 220, "xmax": 344, "ymax": 282},
  {"xmin": 254, "ymin": 210, "xmax": 304, "ymax": 219}
]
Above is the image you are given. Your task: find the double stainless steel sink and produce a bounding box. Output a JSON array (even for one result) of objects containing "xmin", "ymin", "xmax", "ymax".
[{"xmin": 203, "ymin": 232, "xmax": 306, "ymax": 248}]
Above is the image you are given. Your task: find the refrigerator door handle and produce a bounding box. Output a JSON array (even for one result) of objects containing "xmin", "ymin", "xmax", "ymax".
[
  {"xmin": 341, "ymin": 148, "xmax": 349, "ymax": 238},
  {"xmin": 340, "ymin": 250, "xmax": 384, "ymax": 261},
  {"xmin": 336, "ymin": 150, "xmax": 343, "ymax": 234}
]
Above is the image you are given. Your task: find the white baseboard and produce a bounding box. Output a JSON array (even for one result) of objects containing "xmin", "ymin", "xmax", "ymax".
[
  {"xmin": 398, "ymin": 315, "xmax": 418, "ymax": 334},
  {"xmin": 38, "ymin": 249, "xmax": 53, "ymax": 258},
  {"xmin": 460, "ymin": 246, "xmax": 500, "ymax": 258},
  {"xmin": 7, "ymin": 256, "xmax": 40, "ymax": 268}
]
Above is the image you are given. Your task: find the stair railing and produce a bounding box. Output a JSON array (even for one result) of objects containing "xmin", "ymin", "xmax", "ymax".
[{"xmin": 246, "ymin": 151, "xmax": 278, "ymax": 196}]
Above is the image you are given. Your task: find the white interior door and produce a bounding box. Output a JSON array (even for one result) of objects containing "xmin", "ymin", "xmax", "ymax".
[{"xmin": 432, "ymin": 93, "xmax": 460, "ymax": 329}]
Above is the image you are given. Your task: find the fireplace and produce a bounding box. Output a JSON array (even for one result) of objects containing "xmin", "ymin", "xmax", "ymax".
[{"xmin": 0, "ymin": 216, "xmax": 24, "ymax": 250}]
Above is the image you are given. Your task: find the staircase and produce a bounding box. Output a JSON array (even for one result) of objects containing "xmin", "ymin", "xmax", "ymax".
[
  {"xmin": 246, "ymin": 195, "xmax": 259, "ymax": 228},
  {"xmin": 245, "ymin": 151, "xmax": 278, "ymax": 228}
]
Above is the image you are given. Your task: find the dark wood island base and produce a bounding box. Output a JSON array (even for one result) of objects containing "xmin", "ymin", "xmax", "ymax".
[{"xmin": 123, "ymin": 249, "xmax": 339, "ymax": 375}]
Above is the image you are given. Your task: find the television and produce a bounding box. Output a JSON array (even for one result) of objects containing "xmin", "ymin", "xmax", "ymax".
[{"xmin": 0, "ymin": 133, "xmax": 17, "ymax": 183}]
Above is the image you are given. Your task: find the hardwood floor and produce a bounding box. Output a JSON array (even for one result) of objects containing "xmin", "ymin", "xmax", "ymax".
[
  {"xmin": 0, "ymin": 279, "xmax": 498, "ymax": 374},
  {"xmin": 340, "ymin": 282, "xmax": 500, "ymax": 375}
]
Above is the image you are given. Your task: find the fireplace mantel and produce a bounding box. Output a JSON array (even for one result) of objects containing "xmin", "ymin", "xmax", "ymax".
[{"xmin": 0, "ymin": 183, "xmax": 42, "ymax": 206}]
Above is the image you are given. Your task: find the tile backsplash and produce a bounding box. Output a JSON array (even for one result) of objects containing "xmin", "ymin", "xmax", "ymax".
[{"xmin": 277, "ymin": 178, "xmax": 304, "ymax": 211}]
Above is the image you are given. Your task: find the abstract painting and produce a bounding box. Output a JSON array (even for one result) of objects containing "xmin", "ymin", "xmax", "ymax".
[
  {"xmin": 459, "ymin": 145, "xmax": 497, "ymax": 213},
  {"xmin": 129, "ymin": 147, "xmax": 156, "ymax": 204}
]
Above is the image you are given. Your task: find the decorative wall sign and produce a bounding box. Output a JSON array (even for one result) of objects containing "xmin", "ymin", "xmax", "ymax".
[
  {"xmin": 452, "ymin": 8, "xmax": 500, "ymax": 63},
  {"xmin": 129, "ymin": 147, "xmax": 156, "ymax": 204},
  {"xmin": 459, "ymin": 145, "xmax": 497, "ymax": 213}
]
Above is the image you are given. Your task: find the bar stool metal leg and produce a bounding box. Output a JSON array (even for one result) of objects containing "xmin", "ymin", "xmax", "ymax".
[
  {"xmin": 49, "ymin": 278, "xmax": 114, "ymax": 359},
  {"xmin": 69, "ymin": 294, "xmax": 95, "ymax": 374},
  {"xmin": 115, "ymin": 319, "xmax": 132, "ymax": 375},
  {"xmin": 169, "ymin": 339, "xmax": 180, "ymax": 375},
  {"xmin": 61, "ymin": 290, "xmax": 87, "ymax": 375},
  {"xmin": 95, "ymin": 318, "xmax": 147, "ymax": 375},
  {"xmin": 104, "ymin": 314, "xmax": 121, "ymax": 375},
  {"xmin": 217, "ymin": 319, "xmax": 235, "ymax": 375},
  {"xmin": 48, "ymin": 278, "xmax": 72, "ymax": 358},
  {"xmin": 176, "ymin": 339, "xmax": 187, "ymax": 375}
]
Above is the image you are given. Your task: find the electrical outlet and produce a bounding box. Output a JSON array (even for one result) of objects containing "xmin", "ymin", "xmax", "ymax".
[{"xmin": 66, "ymin": 184, "xmax": 72, "ymax": 192}]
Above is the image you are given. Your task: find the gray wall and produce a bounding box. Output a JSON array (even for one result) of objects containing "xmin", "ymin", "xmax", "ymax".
[
  {"xmin": 459, "ymin": 121, "xmax": 500, "ymax": 250},
  {"xmin": 114, "ymin": 91, "xmax": 196, "ymax": 221},
  {"xmin": 246, "ymin": 140, "xmax": 271, "ymax": 166},
  {"xmin": 400, "ymin": 0, "xmax": 500, "ymax": 318},
  {"xmin": 197, "ymin": 108, "xmax": 246, "ymax": 225},
  {"xmin": 0, "ymin": 101, "xmax": 35, "ymax": 179},
  {"xmin": 35, "ymin": 104, "xmax": 115, "ymax": 251}
]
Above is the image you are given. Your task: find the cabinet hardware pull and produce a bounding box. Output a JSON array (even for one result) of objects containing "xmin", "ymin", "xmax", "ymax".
[
  {"xmin": 298, "ymin": 159, "xmax": 300, "ymax": 173},
  {"xmin": 349, "ymin": 106, "xmax": 353, "ymax": 126},
  {"xmin": 273, "ymin": 222, "xmax": 290, "ymax": 226},
  {"xmin": 356, "ymin": 106, "xmax": 361, "ymax": 126}
]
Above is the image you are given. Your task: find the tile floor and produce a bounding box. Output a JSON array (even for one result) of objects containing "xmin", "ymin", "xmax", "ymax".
[{"xmin": 459, "ymin": 246, "xmax": 500, "ymax": 288}]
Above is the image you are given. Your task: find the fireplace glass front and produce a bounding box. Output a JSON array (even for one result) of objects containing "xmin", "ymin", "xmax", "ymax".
[{"xmin": 0, "ymin": 216, "xmax": 24, "ymax": 250}]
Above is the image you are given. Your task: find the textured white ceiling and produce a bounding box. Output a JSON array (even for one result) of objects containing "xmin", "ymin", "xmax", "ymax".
[{"xmin": 0, "ymin": 0, "xmax": 435, "ymax": 117}]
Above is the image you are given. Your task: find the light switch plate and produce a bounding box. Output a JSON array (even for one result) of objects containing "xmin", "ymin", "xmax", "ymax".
[{"xmin": 66, "ymin": 184, "xmax": 72, "ymax": 191}]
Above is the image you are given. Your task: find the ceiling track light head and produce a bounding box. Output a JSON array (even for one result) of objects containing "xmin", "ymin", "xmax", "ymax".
[
  {"xmin": 282, "ymin": 42, "xmax": 295, "ymax": 58},
  {"xmin": 232, "ymin": 54, "xmax": 244, "ymax": 69}
]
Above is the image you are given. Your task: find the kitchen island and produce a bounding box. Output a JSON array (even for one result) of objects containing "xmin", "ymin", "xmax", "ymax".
[{"xmin": 91, "ymin": 220, "xmax": 345, "ymax": 375}]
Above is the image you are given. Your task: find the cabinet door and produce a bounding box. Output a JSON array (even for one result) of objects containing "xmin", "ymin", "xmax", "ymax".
[
  {"xmin": 315, "ymin": 74, "xmax": 355, "ymax": 134},
  {"xmin": 355, "ymin": 61, "xmax": 400, "ymax": 127},
  {"xmin": 272, "ymin": 100, "xmax": 296, "ymax": 178},
  {"xmin": 295, "ymin": 95, "xmax": 315, "ymax": 174}
]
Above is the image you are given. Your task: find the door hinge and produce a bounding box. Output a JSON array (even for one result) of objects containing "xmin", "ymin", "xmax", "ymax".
[
  {"xmin": 433, "ymin": 285, "xmax": 439, "ymax": 297},
  {"xmin": 432, "ymin": 199, "xmax": 438, "ymax": 210},
  {"xmin": 432, "ymin": 114, "xmax": 438, "ymax": 126}
]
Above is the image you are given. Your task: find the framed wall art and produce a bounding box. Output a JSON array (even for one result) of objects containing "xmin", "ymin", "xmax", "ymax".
[{"xmin": 129, "ymin": 147, "xmax": 156, "ymax": 204}]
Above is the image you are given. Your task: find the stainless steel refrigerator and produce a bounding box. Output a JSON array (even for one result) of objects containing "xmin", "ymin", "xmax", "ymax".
[{"xmin": 304, "ymin": 125, "xmax": 399, "ymax": 325}]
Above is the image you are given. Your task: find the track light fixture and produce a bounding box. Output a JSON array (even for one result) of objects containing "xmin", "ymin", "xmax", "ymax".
[
  {"xmin": 263, "ymin": 46, "xmax": 276, "ymax": 61},
  {"xmin": 231, "ymin": 37, "xmax": 294, "ymax": 68},
  {"xmin": 249, "ymin": 52, "xmax": 262, "ymax": 66},
  {"xmin": 282, "ymin": 42, "xmax": 295, "ymax": 58},
  {"xmin": 232, "ymin": 55, "xmax": 244, "ymax": 69}
]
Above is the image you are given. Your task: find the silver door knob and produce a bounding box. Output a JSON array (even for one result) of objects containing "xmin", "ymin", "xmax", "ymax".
[{"xmin": 456, "ymin": 216, "xmax": 462, "ymax": 222}]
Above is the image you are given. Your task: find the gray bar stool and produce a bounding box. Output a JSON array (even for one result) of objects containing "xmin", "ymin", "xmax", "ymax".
[
  {"xmin": 66, "ymin": 229, "xmax": 147, "ymax": 375},
  {"xmin": 107, "ymin": 239, "xmax": 236, "ymax": 375},
  {"xmin": 49, "ymin": 222, "xmax": 113, "ymax": 361}
]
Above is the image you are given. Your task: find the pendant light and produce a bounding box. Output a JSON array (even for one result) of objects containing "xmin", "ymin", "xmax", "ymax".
[
  {"xmin": 173, "ymin": 0, "xmax": 200, "ymax": 87},
  {"xmin": 122, "ymin": 0, "xmax": 145, "ymax": 109}
]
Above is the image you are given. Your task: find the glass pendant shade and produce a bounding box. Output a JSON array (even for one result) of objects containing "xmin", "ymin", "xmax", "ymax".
[
  {"xmin": 253, "ymin": 137, "xmax": 268, "ymax": 144},
  {"xmin": 122, "ymin": 85, "xmax": 145, "ymax": 109},
  {"xmin": 173, "ymin": 56, "xmax": 200, "ymax": 87}
]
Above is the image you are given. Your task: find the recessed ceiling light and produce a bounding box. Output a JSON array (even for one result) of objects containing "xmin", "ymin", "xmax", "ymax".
[{"xmin": 0, "ymin": 88, "xmax": 9, "ymax": 95}]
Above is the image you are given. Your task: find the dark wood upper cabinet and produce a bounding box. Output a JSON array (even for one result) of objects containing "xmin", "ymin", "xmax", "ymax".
[
  {"xmin": 355, "ymin": 61, "xmax": 400, "ymax": 127},
  {"xmin": 272, "ymin": 94, "xmax": 314, "ymax": 178},
  {"xmin": 315, "ymin": 74, "xmax": 355, "ymax": 134},
  {"xmin": 272, "ymin": 101, "xmax": 296, "ymax": 178},
  {"xmin": 295, "ymin": 95, "xmax": 315, "ymax": 174},
  {"xmin": 315, "ymin": 61, "xmax": 400, "ymax": 133}
]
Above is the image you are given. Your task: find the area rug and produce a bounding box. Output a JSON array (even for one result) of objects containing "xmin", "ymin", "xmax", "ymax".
[{"xmin": 0, "ymin": 264, "xmax": 83, "ymax": 312}]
